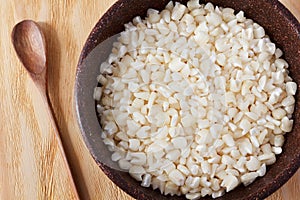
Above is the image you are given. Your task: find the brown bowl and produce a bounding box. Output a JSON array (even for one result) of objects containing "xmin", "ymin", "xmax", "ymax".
[{"xmin": 75, "ymin": 0, "xmax": 300, "ymax": 199}]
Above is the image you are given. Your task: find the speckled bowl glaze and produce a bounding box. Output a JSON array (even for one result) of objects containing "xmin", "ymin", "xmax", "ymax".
[{"xmin": 75, "ymin": 0, "xmax": 300, "ymax": 199}]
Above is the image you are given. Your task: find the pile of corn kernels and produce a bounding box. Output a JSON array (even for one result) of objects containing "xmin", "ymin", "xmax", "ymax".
[{"xmin": 94, "ymin": 0, "xmax": 297, "ymax": 199}]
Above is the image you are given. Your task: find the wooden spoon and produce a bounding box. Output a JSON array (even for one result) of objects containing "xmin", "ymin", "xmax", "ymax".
[{"xmin": 12, "ymin": 20, "xmax": 79, "ymax": 198}]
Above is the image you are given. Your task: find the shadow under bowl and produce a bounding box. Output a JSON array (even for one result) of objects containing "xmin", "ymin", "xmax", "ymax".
[{"xmin": 75, "ymin": 0, "xmax": 300, "ymax": 199}]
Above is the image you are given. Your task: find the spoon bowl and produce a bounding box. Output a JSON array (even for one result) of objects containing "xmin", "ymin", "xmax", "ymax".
[{"xmin": 12, "ymin": 20, "xmax": 46, "ymax": 76}]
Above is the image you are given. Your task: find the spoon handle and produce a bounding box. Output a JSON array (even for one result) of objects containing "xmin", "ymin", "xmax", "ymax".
[{"xmin": 38, "ymin": 84, "xmax": 80, "ymax": 199}]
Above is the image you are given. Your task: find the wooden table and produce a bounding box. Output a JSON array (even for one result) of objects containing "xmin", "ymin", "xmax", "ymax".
[{"xmin": 0, "ymin": 0, "xmax": 299, "ymax": 199}]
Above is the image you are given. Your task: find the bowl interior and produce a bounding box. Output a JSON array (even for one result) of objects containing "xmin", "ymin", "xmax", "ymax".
[{"xmin": 75, "ymin": 0, "xmax": 300, "ymax": 199}]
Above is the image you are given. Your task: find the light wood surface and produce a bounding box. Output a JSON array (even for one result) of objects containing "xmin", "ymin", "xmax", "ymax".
[{"xmin": 0, "ymin": 0, "xmax": 299, "ymax": 200}]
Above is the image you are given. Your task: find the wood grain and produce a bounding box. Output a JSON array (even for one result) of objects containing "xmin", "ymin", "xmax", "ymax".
[{"xmin": 0, "ymin": 0, "xmax": 299, "ymax": 200}]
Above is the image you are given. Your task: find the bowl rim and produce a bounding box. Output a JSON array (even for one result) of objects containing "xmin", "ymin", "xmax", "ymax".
[{"xmin": 74, "ymin": 0, "xmax": 300, "ymax": 199}]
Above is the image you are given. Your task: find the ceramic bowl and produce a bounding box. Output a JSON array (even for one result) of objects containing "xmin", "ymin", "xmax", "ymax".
[{"xmin": 75, "ymin": 0, "xmax": 300, "ymax": 199}]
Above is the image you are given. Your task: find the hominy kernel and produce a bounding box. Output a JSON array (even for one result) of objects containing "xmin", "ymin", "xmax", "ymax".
[
  {"xmin": 241, "ymin": 172, "xmax": 259, "ymax": 186},
  {"xmin": 286, "ymin": 82, "xmax": 297, "ymax": 95}
]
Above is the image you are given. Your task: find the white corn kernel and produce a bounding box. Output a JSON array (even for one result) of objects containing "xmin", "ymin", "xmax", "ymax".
[
  {"xmin": 250, "ymin": 135, "xmax": 260, "ymax": 148},
  {"xmin": 286, "ymin": 82, "xmax": 297, "ymax": 95},
  {"xmin": 141, "ymin": 174, "xmax": 152, "ymax": 187},
  {"xmin": 177, "ymin": 165, "xmax": 190, "ymax": 176},
  {"xmin": 272, "ymin": 108, "xmax": 286, "ymax": 120},
  {"xmin": 275, "ymin": 48, "xmax": 283, "ymax": 58},
  {"xmin": 118, "ymin": 159, "xmax": 132, "ymax": 170},
  {"xmin": 136, "ymin": 126, "xmax": 151, "ymax": 138},
  {"xmin": 104, "ymin": 121, "xmax": 118, "ymax": 135},
  {"xmin": 93, "ymin": 87, "xmax": 103, "ymax": 101},
  {"xmin": 221, "ymin": 174, "xmax": 239, "ymax": 192},
  {"xmin": 166, "ymin": 149, "xmax": 181, "ymax": 161},
  {"xmin": 266, "ymin": 115, "xmax": 281, "ymax": 126},
  {"xmin": 239, "ymin": 139, "xmax": 253, "ymax": 155},
  {"xmin": 168, "ymin": 169, "xmax": 185, "ymax": 186},
  {"xmin": 241, "ymin": 172, "xmax": 259, "ymax": 186},
  {"xmin": 129, "ymin": 166, "xmax": 146, "ymax": 181},
  {"xmin": 258, "ymin": 153, "xmax": 275, "ymax": 162},
  {"xmin": 245, "ymin": 112, "xmax": 259, "ymax": 121},
  {"xmin": 130, "ymin": 152, "xmax": 147, "ymax": 165},
  {"xmin": 254, "ymin": 26, "xmax": 265, "ymax": 39},
  {"xmin": 222, "ymin": 134, "xmax": 235, "ymax": 147},
  {"xmin": 282, "ymin": 96, "xmax": 295, "ymax": 107},
  {"xmin": 161, "ymin": 9, "xmax": 171, "ymax": 23},
  {"xmin": 186, "ymin": 192, "xmax": 201, "ymax": 200},
  {"xmin": 285, "ymin": 105, "xmax": 295, "ymax": 114},
  {"xmin": 212, "ymin": 190, "xmax": 225, "ymax": 198},
  {"xmin": 111, "ymin": 151, "xmax": 123, "ymax": 162},
  {"xmin": 164, "ymin": 181, "xmax": 179, "ymax": 196},
  {"xmin": 272, "ymin": 146, "xmax": 282, "ymax": 154},
  {"xmin": 274, "ymin": 135, "xmax": 284, "ymax": 147},
  {"xmin": 186, "ymin": 176, "xmax": 201, "ymax": 188},
  {"xmin": 239, "ymin": 118, "xmax": 251, "ymax": 135},
  {"xmin": 280, "ymin": 117, "xmax": 293, "ymax": 132},
  {"xmin": 246, "ymin": 156, "xmax": 261, "ymax": 171},
  {"xmin": 171, "ymin": 3, "xmax": 187, "ymax": 21},
  {"xmin": 256, "ymin": 163, "xmax": 266, "ymax": 177},
  {"xmin": 187, "ymin": 0, "xmax": 200, "ymax": 10},
  {"xmin": 258, "ymin": 129, "xmax": 268, "ymax": 145},
  {"xmin": 221, "ymin": 155, "xmax": 235, "ymax": 165},
  {"xmin": 172, "ymin": 137, "xmax": 188, "ymax": 150},
  {"xmin": 134, "ymin": 92, "xmax": 150, "ymax": 100},
  {"xmin": 206, "ymin": 12, "xmax": 223, "ymax": 27},
  {"xmin": 129, "ymin": 139, "xmax": 140, "ymax": 151},
  {"xmin": 201, "ymin": 161, "xmax": 211, "ymax": 174}
]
